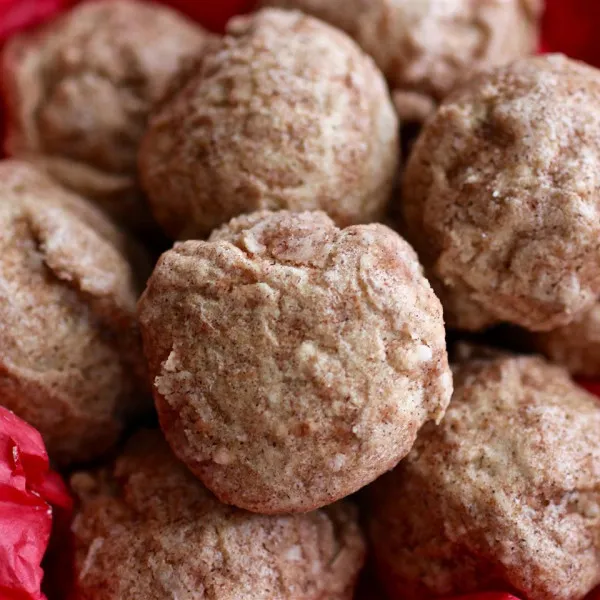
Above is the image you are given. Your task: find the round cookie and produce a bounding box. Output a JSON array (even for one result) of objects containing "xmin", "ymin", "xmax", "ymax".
[
  {"xmin": 71, "ymin": 430, "xmax": 366, "ymax": 600},
  {"xmin": 1, "ymin": 0, "xmax": 209, "ymax": 231},
  {"xmin": 139, "ymin": 8, "xmax": 399, "ymax": 239},
  {"xmin": 402, "ymin": 54, "xmax": 600, "ymax": 332},
  {"xmin": 260, "ymin": 0, "xmax": 541, "ymax": 122},
  {"xmin": 138, "ymin": 210, "xmax": 452, "ymax": 513},
  {"xmin": 368, "ymin": 355, "xmax": 600, "ymax": 600},
  {"xmin": 0, "ymin": 160, "xmax": 149, "ymax": 466}
]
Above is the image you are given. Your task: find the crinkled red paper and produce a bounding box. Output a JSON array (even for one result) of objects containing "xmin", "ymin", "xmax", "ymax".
[
  {"xmin": 2, "ymin": 1, "xmax": 600, "ymax": 600},
  {"xmin": 0, "ymin": 407, "xmax": 71, "ymax": 600}
]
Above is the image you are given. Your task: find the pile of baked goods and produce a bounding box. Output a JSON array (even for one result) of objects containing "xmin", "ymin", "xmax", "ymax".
[{"xmin": 3, "ymin": 1, "xmax": 600, "ymax": 599}]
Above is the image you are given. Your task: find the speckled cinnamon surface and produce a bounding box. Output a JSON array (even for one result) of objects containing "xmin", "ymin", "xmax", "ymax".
[
  {"xmin": 260, "ymin": 0, "xmax": 541, "ymax": 122},
  {"xmin": 138, "ymin": 210, "xmax": 452, "ymax": 513},
  {"xmin": 0, "ymin": 160, "xmax": 149, "ymax": 465},
  {"xmin": 403, "ymin": 54, "xmax": 600, "ymax": 332},
  {"xmin": 71, "ymin": 430, "xmax": 366, "ymax": 600},
  {"xmin": 139, "ymin": 9, "xmax": 399, "ymax": 239},
  {"xmin": 1, "ymin": 0, "xmax": 208, "ymax": 231},
  {"xmin": 369, "ymin": 355, "xmax": 600, "ymax": 600}
]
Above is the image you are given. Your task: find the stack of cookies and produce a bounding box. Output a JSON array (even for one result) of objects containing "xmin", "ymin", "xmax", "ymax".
[{"xmin": 3, "ymin": 2, "xmax": 600, "ymax": 599}]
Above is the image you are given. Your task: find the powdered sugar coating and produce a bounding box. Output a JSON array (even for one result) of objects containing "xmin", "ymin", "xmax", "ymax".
[
  {"xmin": 71, "ymin": 431, "xmax": 366, "ymax": 600},
  {"xmin": 403, "ymin": 55, "xmax": 600, "ymax": 332},
  {"xmin": 138, "ymin": 210, "xmax": 452, "ymax": 513},
  {"xmin": 369, "ymin": 356, "xmax": 600, "ymax": 600},
  {"xmin": 139, "ymin": 9, "xmax": 399, "ymax": 239},
  {"xmin": 0, "ymin": 160, "xmax": 148, "ymax": 465},
  {"xmin": 1, "ymin": 0, "xmax": 208, "ymax": 230}
]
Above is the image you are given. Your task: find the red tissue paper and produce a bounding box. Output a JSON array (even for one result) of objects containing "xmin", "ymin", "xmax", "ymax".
[{"xmin": 0, "ymin": 407, "xmax": 71, "ymax": 600}]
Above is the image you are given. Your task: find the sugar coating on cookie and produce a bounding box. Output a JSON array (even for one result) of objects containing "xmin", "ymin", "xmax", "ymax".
[
  {"xmin": 403, "ymin": 54, "xmax": 600, "ymax": 332},
  {"xmin": 139, "ymin": 8, "xmax": 399, "ymax": 239},
  {"xmin": 1, "ymin": 0, "xmax": 208, "ymax": 230},
  {"xmin": 260, "ymin": 0, "xmax": 541, "ymax": 121},
  {"xmin": 368, "ymin": 355, "xmax": 600, "ymax": 600},
  {"xmin": 71, "ymin": 430, "xmax": 366, "ymax": 600},
  {"xmin": 137, "ymin": 210, "xmax": 452, "ymax": 513},
  {"xmin": 0, "ymin": 160, "xmax": 149, "ymax": 465}
]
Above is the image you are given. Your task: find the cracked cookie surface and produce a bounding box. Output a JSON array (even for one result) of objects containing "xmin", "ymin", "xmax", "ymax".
[
  {"xmin": 403, "ymin": 54, "xmax": 600, "ymax": 332},
  {"xmin": 369, "ymin": 355, "xmax": 600, "ymax": 600},
  {"xmin": 71, "ymin": 430, "xmax": 366, "ymax": 600},
  {"xmin": 138, "ymin": 210, "xmax": 452, "ymax": 513},
  {"xmin": 0, "ymin": 160, "xmax": 149, "ymax": 465}
]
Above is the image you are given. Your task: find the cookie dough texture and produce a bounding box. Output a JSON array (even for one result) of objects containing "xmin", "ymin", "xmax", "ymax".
[
  {"xmin": 71, "ymin": 430, "xmax": 366, "ymax": 600},
  {"xmin": 530, "ymin": 302, "xmax": 600, "ymax": 377},
  {"xmin": 368, "ymin": 356, "xmax": 600, "ymax": 600},
  {"xmin": 139, "ymin": 8, "xmax": 399, "ymax": 239},
  {"xmin": 403, "ymin": 55, "xmax": 600, "ymax": 332},
  {"xmin": 1, "ymin": 0, "xmax": 208, "ymax": 230},
  {"xmin": 260, "ymin": 0, "xmax": 541, "ymax": 121},
  {"xmin": 0, "ymin": 160, "xmax": 148, "ymax": 466},
  {"xmin": 138, "ymin": 210, "xmax": 452, "ymax": 513}
]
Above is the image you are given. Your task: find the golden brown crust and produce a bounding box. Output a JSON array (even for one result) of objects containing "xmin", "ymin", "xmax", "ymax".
[
  {"xmin": 1, "ymin": 0, "xmax": 208, "ymax": 231},
  {"xmin": 260, "ymin": 0, "xmax": 541, "ymax": 120},
  {"xmin": 402, "ymin": 55, "xmax": 600, "ymax": 332},
  {"xmin": 368, "ymin": 356, "xmax": 600, "ymax": 600},
  {"xmin": 137, "ymin": 210, "xmax": 452, "ymax": 513},
  {"xmin": 71, "ymin": 430, "xmax": 366, "ymax": 600},
  {"xmin": 0, "ymin": 160, "xmax": 149, "ymax": 465},
  {"xmin": 139, "ymin": 8, "xmax": 399, "ymax": 239},
  {"xmin": 529, "ymin": 302, "xmax": 600, "ymax": 377}
]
